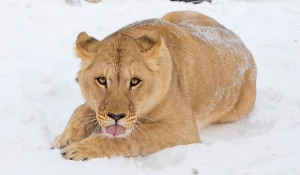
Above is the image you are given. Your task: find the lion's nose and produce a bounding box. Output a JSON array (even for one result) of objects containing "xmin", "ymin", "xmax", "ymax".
[{"xmin": 107, "ymin": 113, "xmax": 126, "ymax": 121}]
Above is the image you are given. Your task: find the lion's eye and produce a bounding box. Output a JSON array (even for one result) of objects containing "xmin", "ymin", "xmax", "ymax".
[
  {"xmin": 96, "ymin": 77, "xmax": 107, "ymax": 86},
  {"xmin": 130, "ymin": 78, "xmax": 141, "ymax": 87}
]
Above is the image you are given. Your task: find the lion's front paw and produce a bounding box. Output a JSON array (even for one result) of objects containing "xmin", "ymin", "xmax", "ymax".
[
  {"xmin": 51, "ymin": 133, "xmax": 80, "ymax": 149},
  {"xmin": 52, "ymin": 134, "xmax": 69, "ymax": 149},
  {"xmin": 61, "ymin": 143, "xmax": 97, "ymax": 161}
]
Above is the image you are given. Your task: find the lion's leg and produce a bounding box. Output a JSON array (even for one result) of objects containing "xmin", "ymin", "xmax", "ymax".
[
  {"xmin": 60, "ymin": 116, "xmax": 200, "ymax": 160},
  {"xmin": 52, "ymin": 103, "xmax": 97, "ymax": 149},
  {"xmin": 197, "ymin": 69, "xmax": 256, "ymax": 127},
  {"xmin": 216, "ymin": 75, "xmax": 256, "ymax": 123}
]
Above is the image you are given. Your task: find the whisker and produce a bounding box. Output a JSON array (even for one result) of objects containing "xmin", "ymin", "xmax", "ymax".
[
  {"xmin": 136, "ymin": 121, "xmax": 154, "ymax": 137},
  {"xmin": 135, "ymin": 124, "xmax": 147, "ymax": 137},
  {"xmin": 80, "ymin": 118, "xmax": 97, "ymax": 128},
  {"xmin": 125, "ymin": 135, "xmax": 131, "ymax": 140},
  {"xmin": 133, "ymin": 128, "xmax": 142, "ymax": 139},
  {"xmin": 96, "ymin": 124, "xmax": 101, "ymax": 132},
  {"xmin": 86, "ymin": 122, "xmax": 98, "ymax": 131},
  {"xmin": 93, "ymin": 124, "xmax": 100, "ymax": 135},
  {"xmin": 121, "ymin": 135, "xmax": 130, "ymax": 141},
  {"xmin": 138, "ymin": 116, "xmax": 160, "ymax": 126},
  {"xmin": 136, "ymin": 121, "xmax": 148, "ymax": 131}
]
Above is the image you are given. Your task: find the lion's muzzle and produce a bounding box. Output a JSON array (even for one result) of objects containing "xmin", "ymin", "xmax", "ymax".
[{"xmin": 105, "ymin": 113, "xmax": 127, "ymax": 137}]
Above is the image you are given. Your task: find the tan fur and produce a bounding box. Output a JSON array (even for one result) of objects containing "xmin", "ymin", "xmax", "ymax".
[{"xmin": 52, "ymin": 11, "xmax": 256, "ymax": 161}]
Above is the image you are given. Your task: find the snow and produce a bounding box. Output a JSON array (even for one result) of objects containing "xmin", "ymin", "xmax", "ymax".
[{"xmin": 0, "ymin": 0, "xmax": 300, "ymax": 174}]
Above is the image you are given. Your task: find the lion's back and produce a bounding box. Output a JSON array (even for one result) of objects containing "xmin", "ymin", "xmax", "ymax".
[{"xmin": 163, "ymin": 11, "xmax": 257, "ymax": 125}]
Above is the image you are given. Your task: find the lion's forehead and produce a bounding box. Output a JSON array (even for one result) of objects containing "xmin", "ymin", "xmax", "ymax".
[
  {"xmin": 92, "ymin": 35, "xmax": 147, "ymax": 77},
  {"xmin": 92, "ymin": 59, "xmax": 142, "ymax": 80},
  {"xmin": 97, "ymin": 57, "xmax": 139, "ymax": 72},
  {"xmin": 96, "ymin": 51, "xmax": 143, "ymax": 73}
]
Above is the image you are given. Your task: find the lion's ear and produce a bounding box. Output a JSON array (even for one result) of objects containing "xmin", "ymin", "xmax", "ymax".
[
  {"xmin": 75, "ymin": 32, "xmax": 101, "ymax": 63},
  {"xmin": 133, "ymin": 30, "xmax": 170, "ymax": 71},
  {"xmin": 134, "ymin": 30, "xmax": 162, "ymax": 55}
]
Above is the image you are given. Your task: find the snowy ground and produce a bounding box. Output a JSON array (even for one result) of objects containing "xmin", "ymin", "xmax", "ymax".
[{"xmin": 0, "ymin": 0, "xmax": 300, "ymax": 174}]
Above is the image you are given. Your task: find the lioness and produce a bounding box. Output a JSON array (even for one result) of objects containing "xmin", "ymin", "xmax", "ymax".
[{"xmin": 52, "ymin": 11, "xmax": 256, "ymax": 161}]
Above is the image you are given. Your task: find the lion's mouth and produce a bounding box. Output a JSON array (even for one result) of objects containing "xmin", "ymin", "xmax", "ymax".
[{"xmin": 106, "ymin": 124, "xmax": 125, "ymax": 137}]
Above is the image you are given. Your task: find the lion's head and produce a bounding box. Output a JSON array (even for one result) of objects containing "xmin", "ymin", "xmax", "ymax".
[{"xmin": 75, "ymin": 29, "xmax": 172, "ymax": 138}]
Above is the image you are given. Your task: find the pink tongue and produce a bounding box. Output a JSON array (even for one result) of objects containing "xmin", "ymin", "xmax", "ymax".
[{"xmin": 106, "ymin": 125, "xmax": 125, "ymax": 137}]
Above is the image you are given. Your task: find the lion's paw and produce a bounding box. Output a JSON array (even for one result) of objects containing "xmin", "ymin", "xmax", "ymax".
[
  {"xmin": 61, "ymin": 143, "xmax": 95, "ymax": 161},
  {"xmin": 51, "ymin": 133, "xmax": 79, "ymax": 149},
  {"xmin": 52, "ymin": 134, "xmax": 69, "ymax": 149}
]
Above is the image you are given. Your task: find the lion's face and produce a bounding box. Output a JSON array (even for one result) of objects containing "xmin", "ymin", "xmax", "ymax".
[{"xmin": 75, "ymin": 30, "xmax": 172, "ymax": 138}]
